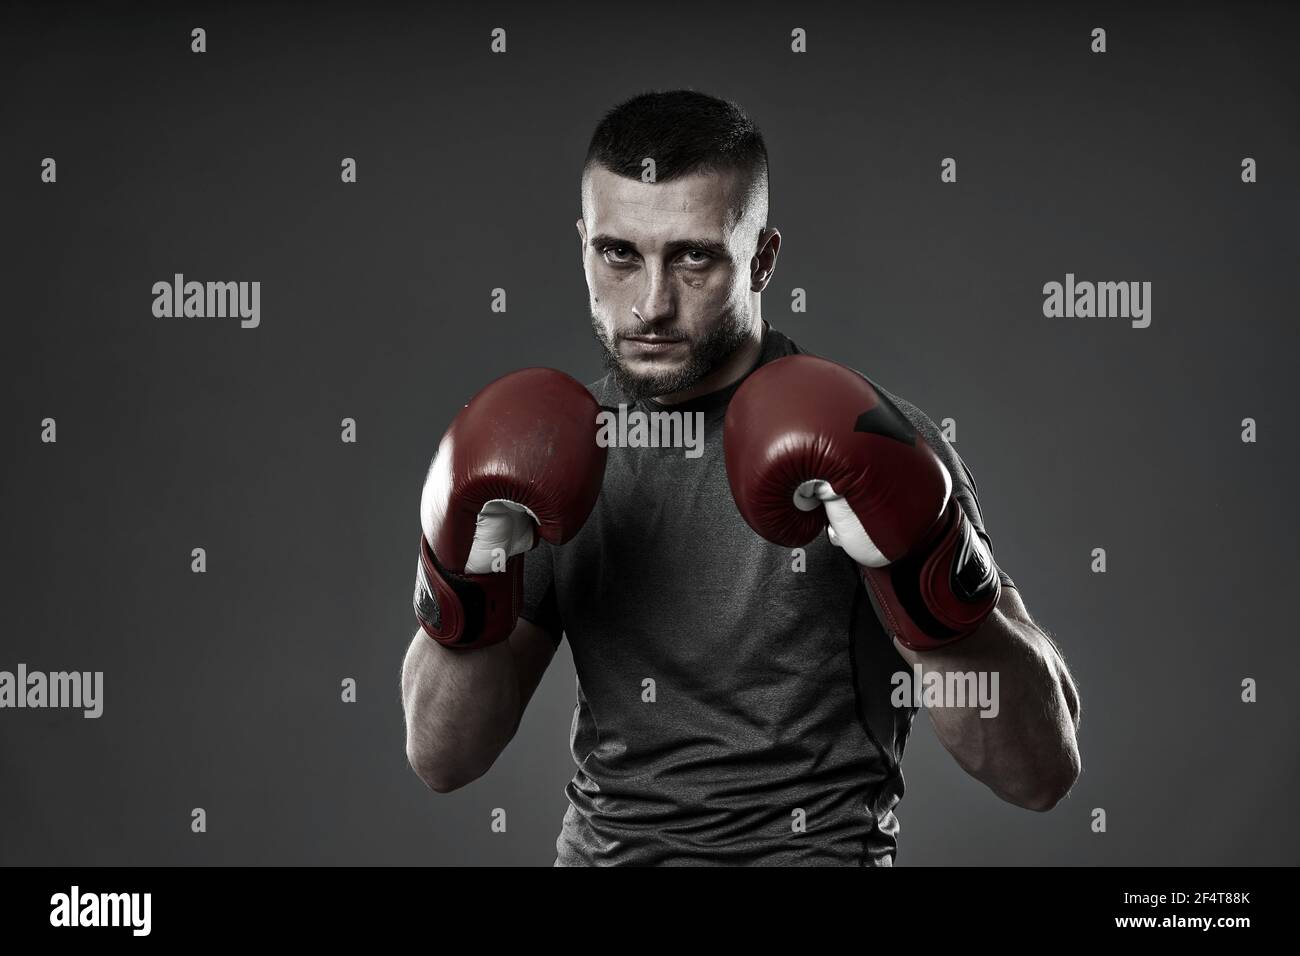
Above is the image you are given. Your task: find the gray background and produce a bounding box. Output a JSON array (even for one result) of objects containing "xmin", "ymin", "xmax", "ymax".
[{"xmin": 2, "ymin": 0, "xmax": 1296, "ymax": 865}]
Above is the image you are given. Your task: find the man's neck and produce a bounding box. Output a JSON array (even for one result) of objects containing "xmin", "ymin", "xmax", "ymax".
[{"xmin": 652, "ymin": 320, "xmax": 767, "ymax": 406}]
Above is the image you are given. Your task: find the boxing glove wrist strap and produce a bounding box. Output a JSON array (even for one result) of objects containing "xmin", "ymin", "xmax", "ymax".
[
  {"xmin": 860, "ymin": 498, "xmax": 1001, "ymax": 652},
  {"xmin": 413, "ymin": 535, "xmax": 523, "ymax": 650}
]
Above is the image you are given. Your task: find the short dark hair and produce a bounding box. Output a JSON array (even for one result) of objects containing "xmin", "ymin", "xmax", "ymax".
[{"xmin": 582, "ymin": 90, "xmax": 769, "ymax": 228}]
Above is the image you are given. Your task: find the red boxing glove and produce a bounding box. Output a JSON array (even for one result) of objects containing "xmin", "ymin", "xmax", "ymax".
[
  {"xmin": 414, "ymin": 368, "xmax": 606, "ymax": 649},
  {"xmin": 724, "ymin": 355, "xmax": 1000, "ymax": 651}
]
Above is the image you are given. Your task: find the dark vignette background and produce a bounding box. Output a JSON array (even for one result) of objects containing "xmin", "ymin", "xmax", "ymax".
[{"xmin": 1, "ymin": 0, "xmax": 1296, "ymax": 866}]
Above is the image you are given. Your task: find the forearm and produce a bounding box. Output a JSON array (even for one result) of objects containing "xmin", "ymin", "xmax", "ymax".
[
  {"xmin": 401, "ymin": 633, "xmax": 520, "ymax": 792},
  {"xmin": 895, "ymin": 601, "xmax": 1081, "ymax": 811}
]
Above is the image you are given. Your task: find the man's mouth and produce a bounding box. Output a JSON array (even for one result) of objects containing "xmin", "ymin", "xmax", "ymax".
[{"xmin": 621, "ymin": 334, "xmax": 686, "ymax": 353}]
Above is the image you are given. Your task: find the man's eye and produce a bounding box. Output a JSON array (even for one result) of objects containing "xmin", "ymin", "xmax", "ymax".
[
  {"xmin": 603, "ymin": 245, "xmax": 635, "ymax": 263},
  {"xmin": 681, "ymin": 250, "xmax": 712, "ymax": 265}
]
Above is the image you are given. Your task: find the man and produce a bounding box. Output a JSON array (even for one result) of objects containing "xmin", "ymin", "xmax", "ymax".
[{"xmin": 402, "ymin": 90, "xmax": 1081, "ymax": 866}]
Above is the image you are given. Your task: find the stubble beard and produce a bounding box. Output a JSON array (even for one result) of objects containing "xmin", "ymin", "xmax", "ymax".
[{"xmin": 590, "ymin": 306, "xmax": 751, "ymax": 402}]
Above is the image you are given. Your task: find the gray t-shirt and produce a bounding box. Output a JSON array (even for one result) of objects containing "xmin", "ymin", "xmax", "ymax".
[{"xmin": 522, "ymin": 325, "xmax": 1015, "ymax": 866}]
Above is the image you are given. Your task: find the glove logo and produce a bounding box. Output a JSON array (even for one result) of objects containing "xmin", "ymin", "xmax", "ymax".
[
  {"xmin": 414, "ymin": 558, "xmax": 442, "ymax": 630},
  {"xmin": 853, "ymin": 399, "xmax": 917, "ymax": 446},
  {"xmin": 951, "ymin": 521, "xmax": 997, "ymax": 603}
]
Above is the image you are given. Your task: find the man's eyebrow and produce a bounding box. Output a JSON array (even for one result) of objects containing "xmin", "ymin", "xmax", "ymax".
[{"xmin": 588, "ymin": 234, "xmax": 729, "ymax": 256}]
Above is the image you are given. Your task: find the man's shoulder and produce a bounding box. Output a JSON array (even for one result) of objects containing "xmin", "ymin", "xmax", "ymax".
[
  {"xmin": 761, "ymin": 324, "xmax": 803, "ymax": 363},
  {"xmin": 761, "ymin": 329, "xmax": 944, "ymax": 450},
  {"xmin": 810, "ymin": 351, "xmax": 977, "ymax": 498},
  {"xmin": 582, "ymin": 370, "xmax": 619, "ymax": 405},
  {"xmin": 866, "ymin": 379, "xmax": 943, "ymax": 448}
]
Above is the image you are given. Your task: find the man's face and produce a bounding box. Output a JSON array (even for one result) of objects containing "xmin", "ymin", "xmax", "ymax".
[{"xmin": 578, "ymin": 165, "xmax": 763, "ymax": 400}]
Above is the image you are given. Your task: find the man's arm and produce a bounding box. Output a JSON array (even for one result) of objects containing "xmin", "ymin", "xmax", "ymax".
[
  {"xmin": 401, "ymin": 618, "xmax": 557, "ymax": 793},
  {"xmin": 403, "ymin": 366, "xmax": 603, "ymax": 793},
  {"xmin": 893, "ymin": 584, "xmax": 1081, "ymax": 812}
]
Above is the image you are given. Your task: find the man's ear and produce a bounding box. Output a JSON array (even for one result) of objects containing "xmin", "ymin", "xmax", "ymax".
[
  {"xmin": 751, "ymin": 227, "xmax": 782, "ymax": 292},
  {"xmin": 576, "ymin": 219, "xmax": 587, "ymax": 263}
]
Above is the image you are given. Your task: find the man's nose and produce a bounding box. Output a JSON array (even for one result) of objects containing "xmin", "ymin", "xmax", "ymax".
[{"xmin": 633, "ymin": 265, "xmax": 676, "ymax": 326}]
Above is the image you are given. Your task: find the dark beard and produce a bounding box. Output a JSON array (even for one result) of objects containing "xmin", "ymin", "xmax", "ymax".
[{"xmin": 591, "ymin": 310, "xmax": 751, "ymax": 402}]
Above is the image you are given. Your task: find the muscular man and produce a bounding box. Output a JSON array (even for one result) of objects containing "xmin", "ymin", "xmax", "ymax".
[{"xmin": 402, "ymin": 90, "xmax": 1081, "ymax": 866}]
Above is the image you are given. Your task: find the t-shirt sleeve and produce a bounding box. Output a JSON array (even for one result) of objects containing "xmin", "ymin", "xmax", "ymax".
[
  {"xmin": 873, "ymin": 384, "xmax": 1017, "ymax": 593},
  {"xmin": 521, "ymin": 539, "xmax": 565, "ymax": 646}
]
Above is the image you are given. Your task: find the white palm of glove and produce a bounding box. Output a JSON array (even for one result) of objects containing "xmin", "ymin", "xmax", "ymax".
[
  {"xmin": 464, "ymin": 500, "xmax": 537, "ymax": 574},
  {"xmin": 420, "ymin": 448, "xmax": 539, "ymax": 575},
  {"xmin": 794, "ymin": 479, "xmax": 890, "ymax": 569}
]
